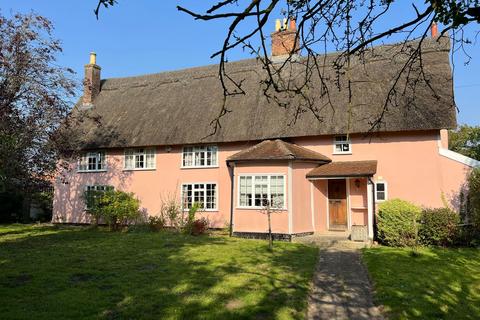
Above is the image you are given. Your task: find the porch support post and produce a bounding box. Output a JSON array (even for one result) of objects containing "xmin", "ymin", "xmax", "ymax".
[
  {"xmin": 288, "ymin": 161, "xmax": 293, "ymax": 234},
  {"xmin": 367, "ymin": 179, "xmax": 374, "ymax": 240}
]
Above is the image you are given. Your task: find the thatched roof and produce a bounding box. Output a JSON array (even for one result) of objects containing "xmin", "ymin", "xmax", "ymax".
[
  {"xmin": 306, "ymin": 160, "xmax": 378, "ymax": 178},
  {"xmin": 75, "ymin": 36, "xmax": 456, "ymax": 149},
  {"xmin": 227, "ymin": 139, "xmax": 331, "ymax": 162}
]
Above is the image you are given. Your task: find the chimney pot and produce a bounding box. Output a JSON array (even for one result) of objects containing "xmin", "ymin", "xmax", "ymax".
[
  {"xmin": 83, "ymin": 52, "xmax": 101, "ymax": 106},
  {"xmin": 89, "ymin": 52, "xmax": 97, "ymax": 65},
  {"xmin": 431, "ymin": 22, "xmax": 438, "ymax": 38},
  {"xmin": 289, "ymin": 19, "xmax": 296, "ymax": 31}
]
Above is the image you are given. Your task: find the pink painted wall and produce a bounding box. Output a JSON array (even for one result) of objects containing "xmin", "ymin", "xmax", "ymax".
[
  {"xmin": 292, "ymin": 162, "xmax": 318, "ymax": 234},
  {"xmin": 54, "ymin": 129, "xmax": 474, "ymax": 234},
  {"xmin": 312, "ymin": 180, "xmax": 328, "ymax": 233},
  {"xmin": 349, "ymin": 178, "xmax": 368, "ymax": 226}
]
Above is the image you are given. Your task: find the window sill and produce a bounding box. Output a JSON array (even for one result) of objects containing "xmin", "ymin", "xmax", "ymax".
[
  {"xmin": 182, "ymin": 209, "xmax": 218, "ymax": 212},
  {"xmin": 181, "ymin": 166, "xmax": 220, "ymax": 169},
  {"xmin": 236, "ymin": 207, "xmax": 288, "ymax": 211},
  {"xmin": 77, "ymin": 170, "xmax": 107, "ymax": 173},
  {"xmin": 123, "ymin": 168, "xmax": 156, "ymax": 171},
  {"xmin": 332, "ymin": 152, "xmax": 352, "ymax": 155}
]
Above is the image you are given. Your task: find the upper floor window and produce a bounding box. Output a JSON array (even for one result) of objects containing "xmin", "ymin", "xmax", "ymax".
[
  {"xmin": 181, "ymin": 183, "xmax": 217, "ymax": 210},
  {"xmin": 182, "ymin": 146, "xmax": 218, "ymax": 168},
  {"xmin": 375, "ymin": 181, "xmax": 388, "ymax": 202},
  {"xmin": 124, "ymin": 148, "xmax": 156, "ymax": 170},
  {"xmin": 333, "ymin": 135, "xmax": 352, "ymax": 154},
  {"xmin": 78, "ymin": 151, "xmax": 106, "ymax": 172},
  {"xmin": 238, "ymin": 175, "xmax": 285, "ymax": 209}
]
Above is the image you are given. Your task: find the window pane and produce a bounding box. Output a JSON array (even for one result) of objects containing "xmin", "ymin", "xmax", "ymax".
[
  {"xmin": 182, "ymin": 185, "xmax": 192, "ymax": 209},
  {"xmin": 377, "ymin": 192, "xmax": 385, "ymax": 201},
  {"xmin": 146, "ymin": 149, "xmax": 155, "ymax": 168},
  {"xmin": 135, "ymin": 153, "xmax": 144, "ymax": 169},
  {"xmin": 254, "ymin": 176, "xmax": 269, "ymax": 206},
  {"xmin": 376, "ymin": 183, "xmax": 385, "ymax": 192},
  {"xmin": 206, "ymin": 184, "xmax": 216, "ymax": 209},
  {"xmin": 183, "ymin": 148, "xmax": 193, "ymax": 167}
]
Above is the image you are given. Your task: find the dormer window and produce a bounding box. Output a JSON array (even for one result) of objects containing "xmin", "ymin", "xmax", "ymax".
[
  {"xmin": 182, "ymin": 146, "xmax": 218, "ymax": 168},
  {"xmin": 78, "ymin": 151, "xmax": 106, "ymax": 172},
  {"xmin": 333, "ymin": 135, "xmax": 352, "ymax": 154}
]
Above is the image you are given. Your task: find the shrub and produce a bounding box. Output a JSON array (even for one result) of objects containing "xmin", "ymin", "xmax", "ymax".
[
  {"xmin": 377, "ymin": 199, "xmax": 421, "ymax": 247},
  {"xmin": 84, "ymin": 190, "xmax": 141, "ymax": 231},
  {"xmin": 191, "ymin": 217, "xmax": 209, "ymax": 236},
  {"xmin": 148, "ymin": 216, "xmax": 165, "ymax": 231},
  {"xmin": 183, "ymin": 202, "xmax": 202, "ymax": 235},
  {"xmin": 419, "ymin": 208, "xmax": 460, "ymax": 246},
  {"xmin": 468, "ymin": 168, "xmax": 480, "ymax": 230},
  {"xmin": 159, "ymin": 194, "xmax": 184, "ymax": 231}
]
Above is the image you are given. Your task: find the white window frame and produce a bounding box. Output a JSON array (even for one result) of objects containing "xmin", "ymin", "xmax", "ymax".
[
  {"xmin": 181, "ymin": 182, "xmax": 218, "ymax": 211},
  {"xmin": 333, "ymin": 135, "xmax": 352, "ymax": 155},
  {"xmin": 124, "ymin": 148, "xmax": 156, "ymax": 170},
  {"xmin": 375, "ymin": 181, "xmax": 388, "ymax": 202},
  {"xmin": 181, "ymin": 145, "xmax": 218, "ymax": 168},
  {"xmin": 77, "ymin": 151, "xmax": 106, "ymax": 172},
  {"xmin": 236, "ymin": 174, "xmax": 287, "ymax": 210}
]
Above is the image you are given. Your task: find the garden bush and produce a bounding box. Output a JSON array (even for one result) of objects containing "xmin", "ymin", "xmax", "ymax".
[
  {"xmin": 183, "ymin": 202, "xmax": 202, "ymax": 235},
  {"xmin": 84, "ymin": 190, "xmax": 140, "ymax": 231},
  {"xmin": 418, "ymin": 208, "xmax": 459, "ymax": 246},
  {"xmin": 191, "ymin": 217, "xmax": 209, "ymax": 235},
  {"xmin": 377, "ymin": 199, "xmax": 421, "ymax": 247},
  {"xmin": 148, "ymin": 216, "xmax": 165, "ymax": 231}
]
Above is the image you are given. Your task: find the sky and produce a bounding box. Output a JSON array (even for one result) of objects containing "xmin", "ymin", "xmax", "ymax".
[{"xmin": 1, "ymin": 1, "xmax": 478, "ymax": 125}]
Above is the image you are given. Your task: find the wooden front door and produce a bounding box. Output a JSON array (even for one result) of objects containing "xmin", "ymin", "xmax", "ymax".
[{"xmin": 328, "ymin": 179, "xmax": 347, "ymax": 230}]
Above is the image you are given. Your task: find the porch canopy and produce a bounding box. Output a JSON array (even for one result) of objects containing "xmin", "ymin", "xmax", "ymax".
[
  {"xmin": 227, "ymin": 139, "xmax": 331, "ymax": 163},
  {"xmin": 306, "ymin": 160, "xmax": 377, "ymax": 179}
]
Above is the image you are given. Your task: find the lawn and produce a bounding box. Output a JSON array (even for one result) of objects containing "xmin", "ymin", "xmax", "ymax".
[
  {"xmin": 0, "ymin": 224, "xmax": 318, "ymax": 320},
  {"xmin": 363, "ymin": 246, "xmax": 480, "ymax": 320}
]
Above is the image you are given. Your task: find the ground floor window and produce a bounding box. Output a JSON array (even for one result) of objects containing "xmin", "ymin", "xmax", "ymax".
[
  {"xmin": 181, "ymin": 183, "xmax": 217, "ymax": 210},
  {"xmin": 375, "ymin": 181, "xmax": 387, "ymax": 202},
  {"xmin": 238, "ymin": 175, "xmax": 285, "ymax": 208},
  {"xmin": 84, "ymin": 185, "xmax": 114, "ymax": 209}
]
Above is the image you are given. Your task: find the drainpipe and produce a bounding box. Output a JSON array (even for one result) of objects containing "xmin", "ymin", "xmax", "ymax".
[{"xmin": 227, "ymin": 161, "xmax": 235, "ymax": 237}]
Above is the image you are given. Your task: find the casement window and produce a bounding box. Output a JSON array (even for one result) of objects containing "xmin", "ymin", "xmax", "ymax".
[
  {"xmin": 78, "ymin": 151, "xmax": 106, "ymax": 172},
  {"xmin": 182, "ymin": 146, "xmax": 218, "ymax": 168},
  {"xmin": 181, "ymin": 183, "xmax": 217, "ymax": 210},
  {"xmin": 238, "ymin": 175, "xmax": 285, "ymax": 209},
  {"xmin": 375, "ymin": 181, "xmax": 388, "ymax": 202},
  {"xmin": 84, "ymin": 185, "xmax": 114, "ymax": 209},
  {"xmin": 333, "ymin": 135, "xmax": 352, "ymax": 154},
  {"xmin": 124, "ymin": 148, "xmax": 156, "ymax": 170}
]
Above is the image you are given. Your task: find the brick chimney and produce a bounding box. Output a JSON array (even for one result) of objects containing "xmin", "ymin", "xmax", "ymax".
[
  {"xmin": 271, "ymin": 18, "xmax": 300, "ymax": 57},
  {"xmin": 83, "ymin": 52, "xmax": 101, "ymax": 106}
]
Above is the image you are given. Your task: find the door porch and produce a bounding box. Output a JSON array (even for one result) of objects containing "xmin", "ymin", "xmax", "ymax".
[{"xmin": 306, "ymin": 161, "xmax": 377, "ymax": 240}]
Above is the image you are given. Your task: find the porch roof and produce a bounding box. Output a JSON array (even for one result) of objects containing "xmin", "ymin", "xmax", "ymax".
[
  {"xmin": 306, "ymin": 160, "xmax": 377, "ymax": 178},
  {"xmin": 227, "ymin": 139, "xmax": 331, "ymax": 163}
]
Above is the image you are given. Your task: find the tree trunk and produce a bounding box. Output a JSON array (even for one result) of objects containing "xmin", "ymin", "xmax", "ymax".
[{"xmin": 268, "ymin": 210, "xmax": 273, "ymax": 250}]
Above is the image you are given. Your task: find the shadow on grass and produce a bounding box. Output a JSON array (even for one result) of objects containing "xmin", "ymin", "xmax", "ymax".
[
  {"xmin": 0, "ymin": 228, "xmax": 318, "ymax": 320},
  {"xmin": 363, "ymin": 247, "xmax": 480, "ymax": 320}
]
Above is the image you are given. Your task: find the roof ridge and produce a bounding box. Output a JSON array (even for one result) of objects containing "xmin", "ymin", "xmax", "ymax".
[{"xmin": 275, "ymin": 140, "xmax": 295, "ymax": 158}]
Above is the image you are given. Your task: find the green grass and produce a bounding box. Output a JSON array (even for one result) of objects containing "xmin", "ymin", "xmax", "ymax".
[
  {"xmin": 0, "ymin": 224, "xmax": 317, "ymax": 320},
  {"xmin": 363, "ymin": 246, "xmax": 480, "ymax": 319}
]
